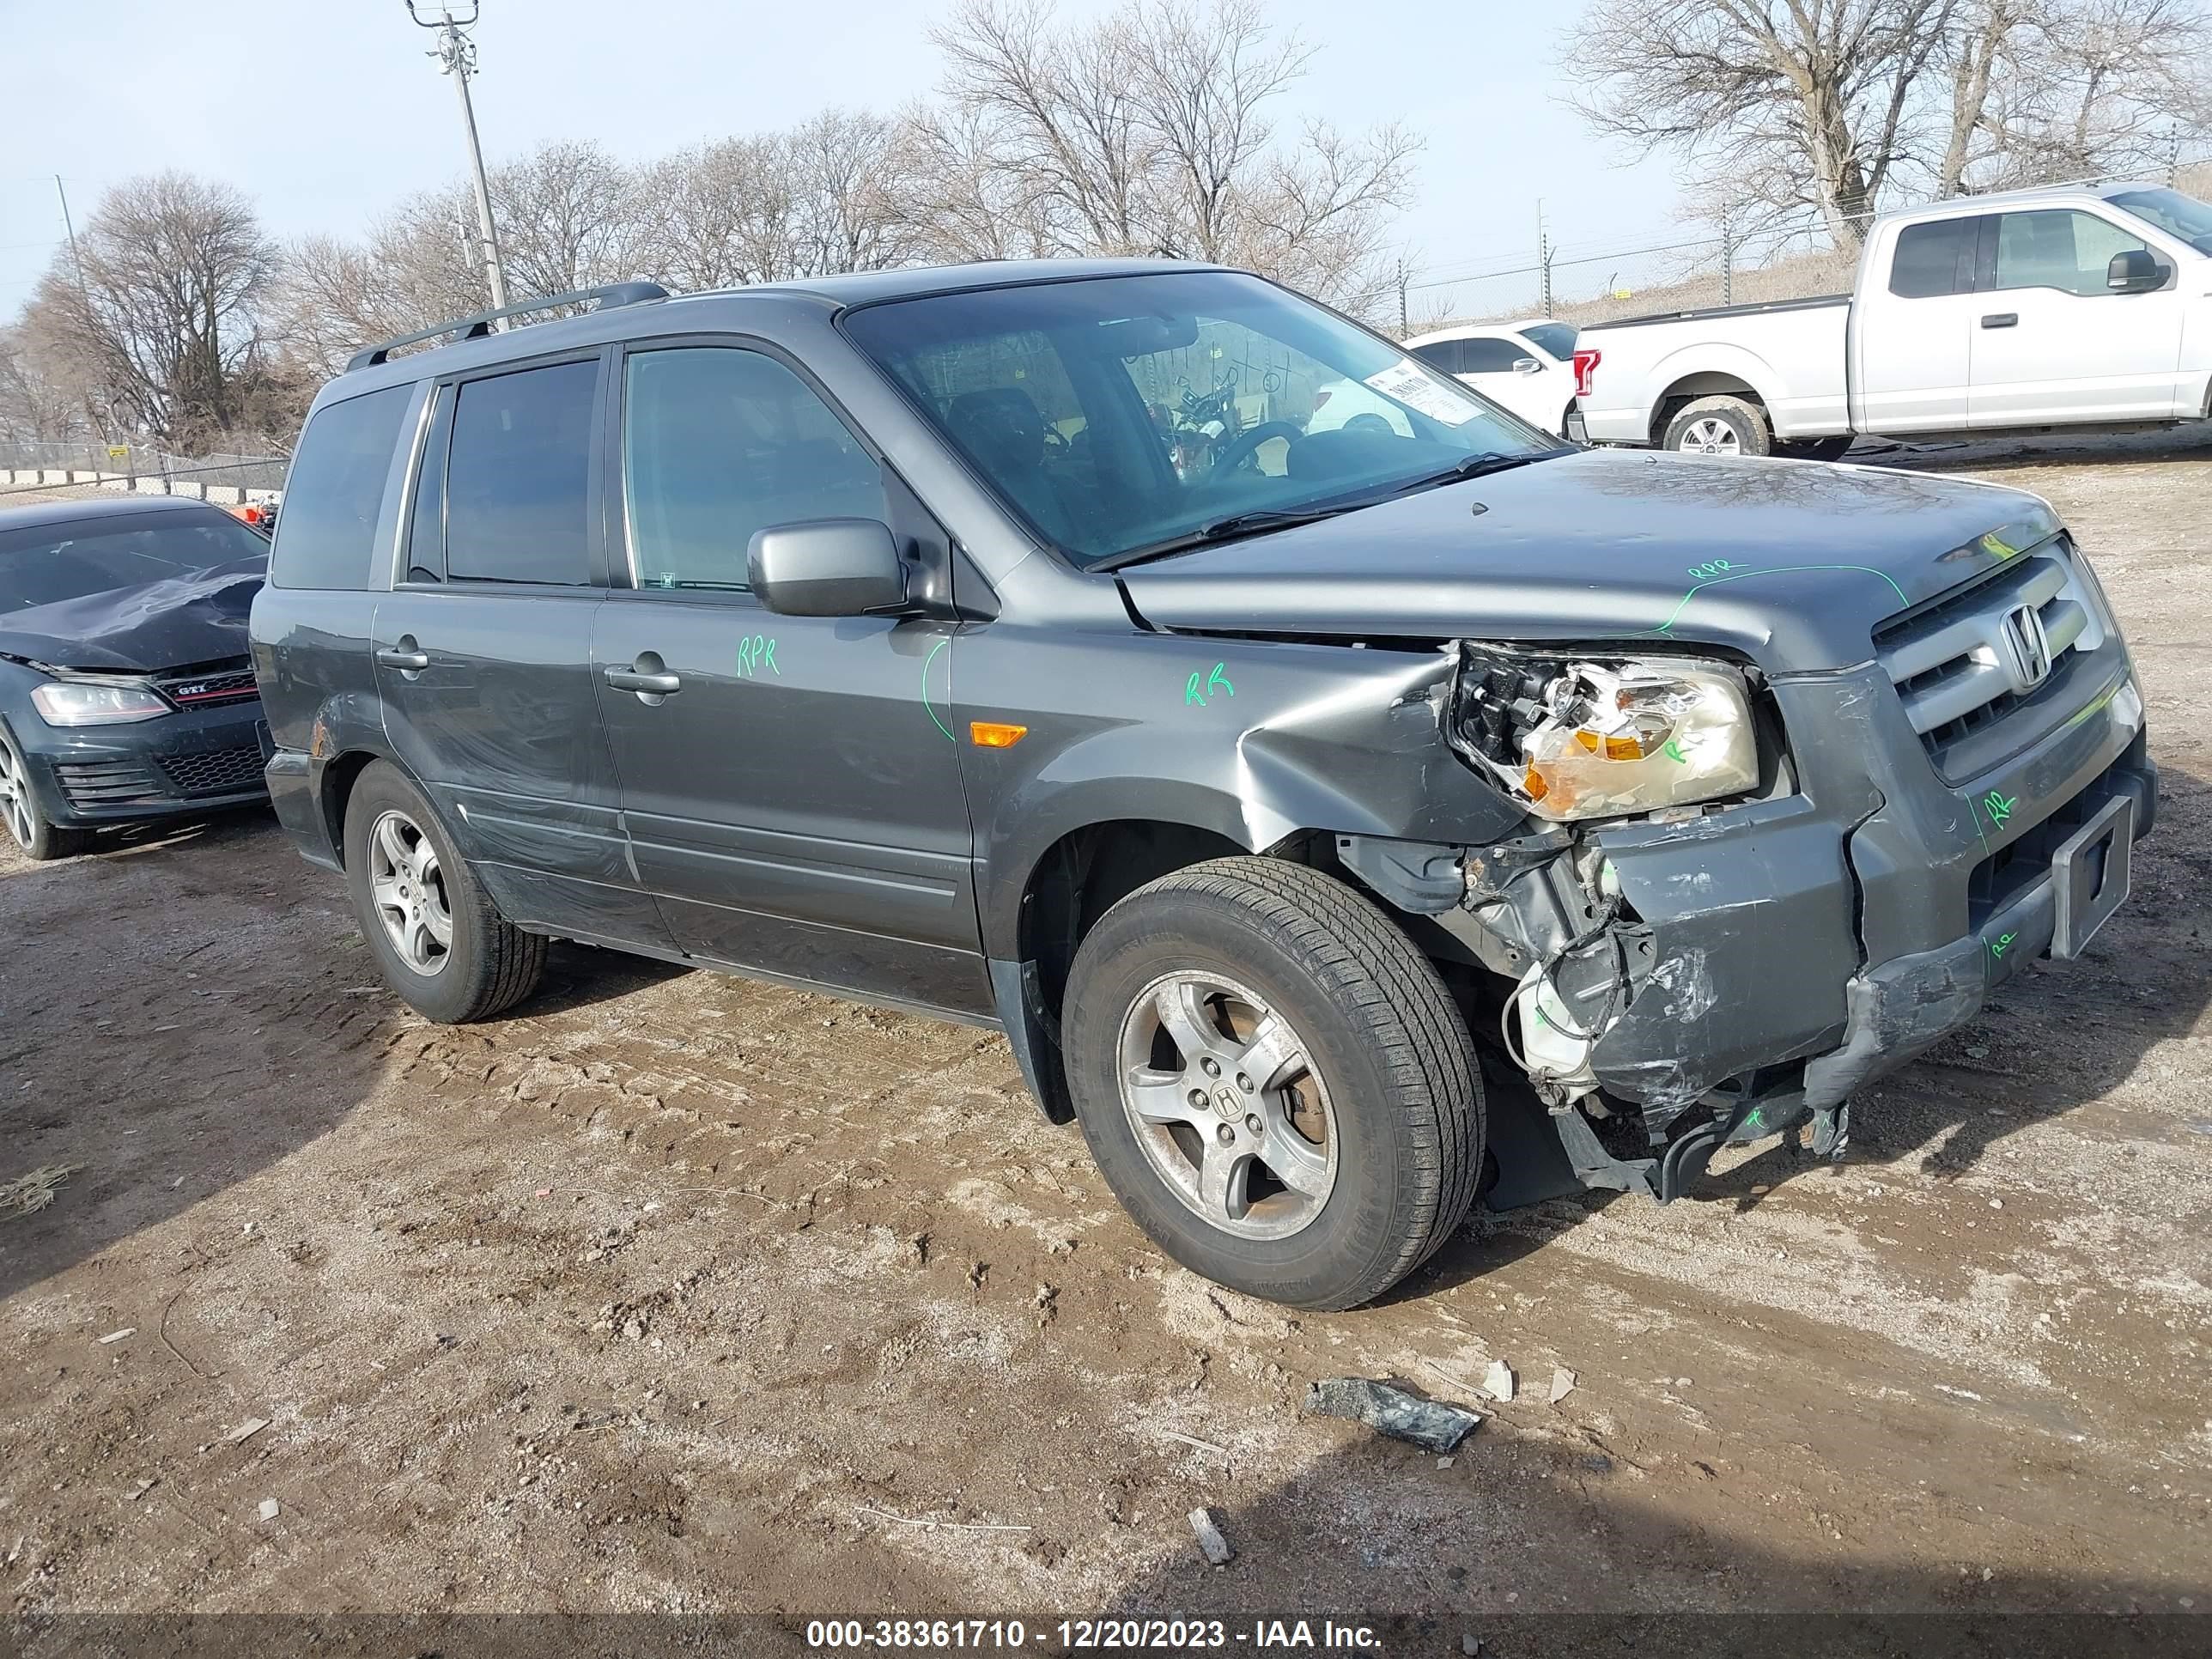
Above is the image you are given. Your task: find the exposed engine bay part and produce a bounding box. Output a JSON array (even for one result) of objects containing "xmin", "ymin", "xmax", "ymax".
[{"xmin": 1446, "ymin": 642, "xmax": 1760, "ymax": 822}]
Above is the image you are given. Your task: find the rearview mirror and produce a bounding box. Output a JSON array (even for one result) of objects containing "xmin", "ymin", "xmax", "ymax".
[
  {"xmin": 1512, "ymin": 357, "xmax": 1542, "ymax": 375},
  {"xmin": 2107, "ymin": 248, "xmax": 2169, "ymax": 293},
  {"xmin": 1097, "ymin": 313, "xmax": 1199, "ymax": 357},
  {"xmin": 747, "ymin": 519, "xmax": 908, "ymax": 617}
]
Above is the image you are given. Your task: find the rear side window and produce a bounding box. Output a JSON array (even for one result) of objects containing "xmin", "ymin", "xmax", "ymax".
[
  {"xmin": 271, "ymin": 385, "xmax": 412, "ymax": 589},
  {"xmin": 1993, "ymin": 210, "xmax": 2148, "ymax": 296},
  {"xmin": 1410, "ymin": 341, "xmax": 1462, "ymax": 373},
  {"xmin": 1888, "ymin": 218, "xmax": 1978, "ymax": 298},
  {"xmin": 622, "ymin": 347, "xmax": 885, "ymax": 592},
  {"xmin": 445, "ymin": 359, "xmax": 599, "ymax": 585},
  {"xmin": 1521, "ymin": 322, "xmax": 1577, "ymax": 360},
  {"xmin": 1460, "ymin": 337, "xmax": 1527, "ymax": 373}
]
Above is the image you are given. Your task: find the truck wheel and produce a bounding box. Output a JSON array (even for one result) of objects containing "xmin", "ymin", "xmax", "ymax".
[
  {"xmin": 0, "ymin": 727, "xmax": 94, "ymax": 861},
  {"xmin": 1664, "ymin": 394, "xmax": 1771, "ymax": 457},
  {"xmin": 1778, "ymin": 436, "xmax": 1855, "ymax": 462},
  {"xmin": 1062, "ymin": 857, "xmax": 1483, "ymax": 1310},
  {"xmin": 343, "ymin": 760, "xmax": 545, "ymax": 1023}
]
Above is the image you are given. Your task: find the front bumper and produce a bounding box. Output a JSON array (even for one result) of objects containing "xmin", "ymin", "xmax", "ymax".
[
  {"xmin": 11, "ymin": 700, "xmax": 270, "ymax": 825},
  {"xmin": 1583, "ymin": 657, "xmax": 2151, "ymax": 1118}
]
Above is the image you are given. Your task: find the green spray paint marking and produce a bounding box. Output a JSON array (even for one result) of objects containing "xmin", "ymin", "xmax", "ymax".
[
  {"xmin": 1186, "ymin": 662, "xmax": 1236, "ymax": 707},
  {"xmin": 735, "ymin": 635, "xmax": 780, "ymax": 678},
  {"xmin": 921, "ymin": 636, "xmax": 956, "ymax": 742},
  {"xmin": 1641, "ymin": 564, "xmax": 1912, "ymax": 637},
  {"xmin": 1990, "ymin": 932, "xmax": 2017, "ymax": 959},
  {"xmin": 1662, "ymin": 738, "xmax": 1687, "ymax": 763},
  {"xmin": 1686, "ymin": 559, "xmax": 1735, "ymax": 580},
  {"xmin": 1983, "ymin": 790, "xmax": 2018, "ymax": 828}
]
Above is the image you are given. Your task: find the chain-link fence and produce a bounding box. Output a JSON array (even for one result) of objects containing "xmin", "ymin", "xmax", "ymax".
[
  {"xmin": 0, "ymin": 440, "xmax": 288, "ymax": 501},
  {"xmin": 1404, "ymin": 157, "xmax": 2212, "ymax": 335}
]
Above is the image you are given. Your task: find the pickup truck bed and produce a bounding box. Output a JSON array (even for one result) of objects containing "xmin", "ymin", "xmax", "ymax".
[{"xmin": 1580, "ymin": 295, "xmax": 1851, "ymax": 448}]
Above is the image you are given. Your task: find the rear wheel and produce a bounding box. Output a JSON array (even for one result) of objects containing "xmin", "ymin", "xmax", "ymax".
[
  {"xmin": 1063, "ymin": 857, "xmax": 1483, "ymax": 1310},
  {"xmin": 1663, "ymin": 394, "xmax": 1771, "ymax": 457},
  {"xmin": 0, "ymin": 728, "xmax": 94, "ymax": 861},
  {"xmin": 343, "ymin": 761, "xmax": 544, "ymax": 1023}
]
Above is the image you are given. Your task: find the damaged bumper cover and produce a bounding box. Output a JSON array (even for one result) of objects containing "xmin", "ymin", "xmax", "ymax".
[{"xmin": 1577, "ymin": 660, "xmax": 2152, "ymax": 1124}]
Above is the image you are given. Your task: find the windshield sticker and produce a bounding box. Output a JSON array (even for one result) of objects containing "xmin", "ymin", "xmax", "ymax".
[
  {"xmin": 1363, "ymin": 361, "xmax": 1481, "ymax": 427},
  {"xmin": 1185, "ymin": 663, "xmax": 1236, "ymax": 707}
]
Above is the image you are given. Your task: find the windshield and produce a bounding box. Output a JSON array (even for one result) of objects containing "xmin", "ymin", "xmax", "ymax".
[
  {"xmin": 1520, "ymin": 322, "xmax": 1577, "ymax": 361},
  {"xmin": 2109, "ymin": 187, "xmax": 2212, "ymax": 254},
  {"xmin": 842, "ymin": 271, "xmax": 1550, "ymax": 567},
  {"xmin": 0, "ymin": 515, "xmax": 267, "ymax": 612}
]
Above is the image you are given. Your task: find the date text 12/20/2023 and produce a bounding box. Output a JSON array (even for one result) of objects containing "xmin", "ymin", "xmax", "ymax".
[{"xmin": 804, "ymin": 1619, "xmax": 1385, "ymax": 1651}]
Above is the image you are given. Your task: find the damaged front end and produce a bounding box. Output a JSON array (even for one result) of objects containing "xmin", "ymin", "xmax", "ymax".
[{"xmin": 1348, "ymin": 641, "xmax": 1871, "ymax": 1205}]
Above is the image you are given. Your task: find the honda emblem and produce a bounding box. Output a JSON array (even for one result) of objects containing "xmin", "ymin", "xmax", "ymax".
[{"xmin": 2000, "ymin": 604, "xmax": 2053, "ymax": 694}]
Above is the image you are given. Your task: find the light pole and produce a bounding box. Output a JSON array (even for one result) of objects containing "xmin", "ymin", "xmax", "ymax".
[{"xmin": 405, "ymin": 2, "xmax": 510, "ymax": 315}]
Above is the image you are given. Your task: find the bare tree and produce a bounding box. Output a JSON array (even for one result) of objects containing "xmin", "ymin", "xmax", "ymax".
[
  {"xmin": 0, "ymin": 326, "xmax": 89, "ymax": 445},
  {"xmin": 1564, "ymin": 0, "xmax": 1957, "ymax": 250},
  {"xmin": 917, "ymin": 0, "xmax": 1419, "ymax": 311},
  {"xmin": 19, "ymin": 172, "xmax": 276, "ymax": 445},
  {"xmin": 1566, "ymin": 0, "xmax": 2212, "ymax": 249}
]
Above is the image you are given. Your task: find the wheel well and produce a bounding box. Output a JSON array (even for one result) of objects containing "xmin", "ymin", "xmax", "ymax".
[
  {"xmin": 1019, "ymin": 820, "xmax": 1250, "ymax": 1028},
  {"xmin": 319, "ymin": 750, "xmax": 380, "ymax": 868},
  {"xmin": 1652, "ymin": 373, "xmax": 1765, "ymax": 445}
]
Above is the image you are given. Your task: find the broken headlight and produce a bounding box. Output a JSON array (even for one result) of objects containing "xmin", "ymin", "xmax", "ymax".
[{"xmin": 1449, "ymin": 648, "xmax": 1758, "ymax": 822}]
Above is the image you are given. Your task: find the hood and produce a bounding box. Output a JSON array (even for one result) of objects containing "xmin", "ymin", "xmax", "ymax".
[
  {"xmin": 1116, "ymin": 448, "xmax": 2058, "ymax": 672},
  {"xmin": 0, "ymin": 557, "xmax": 264, "ymax": 674}
]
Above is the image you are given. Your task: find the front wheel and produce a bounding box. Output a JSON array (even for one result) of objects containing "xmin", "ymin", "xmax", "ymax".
[
  {"xmin": 343, "ymin": 761, "xmax": 545, "ymax": 1023},
  {"xmin": 1777, "ymin": 435, "xmax": 1855, "ymax": 462},
  {"xmin": 1663, "ymin": 394, "xmax": 1771, "ymax": 457},
  {"xmin": 1063, "ymin": 858, "xmax": 1483, "ymax": 1310},
  {"xmin": 0, "ymin": 727, "xmax": 93, "ymax": 861}
]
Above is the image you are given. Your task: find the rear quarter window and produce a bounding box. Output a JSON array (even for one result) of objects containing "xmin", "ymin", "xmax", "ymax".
[
  {"xmin": 1888, "ymin": 218, "xmax": 1978, "ymax": 298},
  {"xmin": 270, "ymin": 385, "xmax": 413, "ymax": 590}
]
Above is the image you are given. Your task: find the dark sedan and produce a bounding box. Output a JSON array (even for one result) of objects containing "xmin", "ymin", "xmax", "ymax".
[{"xmin": 0, "ymin": 495, "xmax": 271, "ymax": 860}]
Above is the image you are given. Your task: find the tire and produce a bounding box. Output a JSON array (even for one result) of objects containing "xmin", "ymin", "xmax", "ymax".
[
  {"xmin": 343, "ymin": 760, "xmax": 545, "ymax": 1023},
  {"xmin": 1663, "ymin": 394, "xmax": 1771, "ymax": 457},
  {"xmin": 0, "ymin": 726, "xmax": 94, "ymax": 861},
  {"xmin": 1063, "ymin": 857, "xmax": 1483, "ymax": 1310},
  {"xmin": 1777, "ymin": 435, "xmax": 1855, "ymax": 462}
]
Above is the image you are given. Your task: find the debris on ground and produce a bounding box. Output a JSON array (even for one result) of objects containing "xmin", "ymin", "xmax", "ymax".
[
  {"xmin": 1481, "ymin": 1360, "xmax": 1515, "ymax": 1402},
  {"xmin": 126, "ymin": 1478, "xmax": 155, "ymax": 1502},
  {"xmin": 1548, "ymin": 1368, "xmax": 1577, "ymax": 1405},
  {"xmin": 98, "ymin": 1328, "xmax": 135, "ymax": 1345},
  {"xmin": 1188, "ymin": 1507, "xmax": 1232, "ymax": 1566},
  {"xmin": 0, "ymin": 1164, "xmax": 82, "ymax": 1218},
  {"xmin": 258, "ymin": 1498, "xmax": 280, "ymax": 1522},
  {"xmin": 1304, "ymin": 1377, "xmax": 1482, "ymax": 1454},
  {"xmin": 1462, "ymin": 1638, "xmax": 1483, "ymax": 1656},
  {"xmin": 223, "ymin": 1417, "xmax": 270, "ymax": 1445},
  {"xmin": 1436, "ymin": 1455, "xmax": 1454, "ymax": 1470}
]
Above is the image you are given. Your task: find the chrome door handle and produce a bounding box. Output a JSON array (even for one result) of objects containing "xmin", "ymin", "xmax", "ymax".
[
  {"xmin": 1980, "ymin": 313, "xmax": 2019, "ymax": 328},
  {"xmin": 604, "ymin": 666, "xmax": 682, "ymax": 695},
  {"xmin": 375, "ymin": 647, "xmax": 431, "ymax": 671}
]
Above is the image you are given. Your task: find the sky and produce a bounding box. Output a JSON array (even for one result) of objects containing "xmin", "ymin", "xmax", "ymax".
[{"xmin": 0, "ymin": 0, "xmax": 1683, "ymax": 327}]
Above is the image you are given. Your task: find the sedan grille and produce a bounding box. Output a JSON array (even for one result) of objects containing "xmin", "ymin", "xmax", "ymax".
[
  {"xmin": 1875, "ymin": 543, "xmax": 2106, "ymax": 781},
  {"xmin": 158, "ymin": 745, "xmax": 266, "ymax": 796},
  {"xmin": 156, "ymin": 664, "xmax": 259, "ymax": 708}
]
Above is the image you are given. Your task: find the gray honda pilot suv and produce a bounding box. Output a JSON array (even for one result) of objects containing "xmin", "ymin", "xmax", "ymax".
[{"xmin": 252, "ymin": 261, "xmax": 2153, "ymax": 1310}]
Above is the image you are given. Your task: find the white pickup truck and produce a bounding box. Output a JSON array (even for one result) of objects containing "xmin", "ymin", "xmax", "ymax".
[{"xmin": 1575, "ymin": 180, "xmax": 2212, "ymax": 456}]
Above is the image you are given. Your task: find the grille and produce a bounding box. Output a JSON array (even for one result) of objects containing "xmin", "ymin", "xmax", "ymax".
[
  {"xmin": 155, "ymin": 661, "xmax": 259, "ymax": 709},
  {"xmin": 158, "ymin": 745, "xmax": 265, "ymax": 796},
  {"xmin": 54, "ymin": 760, "xmax": 162, "ymax": 809},
  {"xmin": 1875, "ymin": 544, "xmax": 2106, "ymax": 781}
]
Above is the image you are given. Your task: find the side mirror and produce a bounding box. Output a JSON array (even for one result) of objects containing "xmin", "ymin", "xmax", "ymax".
[
  {"xmin": 747, "ymin": 519, "xmax": 908, "ymax": 617},
  {"xmin": 2107, "ymin": 248, "xmax": 2169, "ymax": 293},
  {"xmin": 1513, "ymin": 357, "xmax": 1542, "ymax": 375}
]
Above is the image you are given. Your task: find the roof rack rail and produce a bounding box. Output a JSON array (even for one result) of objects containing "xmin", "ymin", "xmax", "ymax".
[{"xmin": 345, "ymin": 281, "xmax": 671, "ymax": 372}]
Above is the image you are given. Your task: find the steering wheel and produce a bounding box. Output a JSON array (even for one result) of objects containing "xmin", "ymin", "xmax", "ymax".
[{"xmin": 1206, "ymin": 420, "xmax": 1305, "ymax": 479}]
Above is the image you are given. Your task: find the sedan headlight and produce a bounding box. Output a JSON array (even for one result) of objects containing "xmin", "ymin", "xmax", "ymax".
[
  {"xmin": 1450, "ymin": 650, "xmax": 1759, "ymax": 822},
  {"xmin": 30, "ymin": 680, "xmax": 170, "ymax": 726}
]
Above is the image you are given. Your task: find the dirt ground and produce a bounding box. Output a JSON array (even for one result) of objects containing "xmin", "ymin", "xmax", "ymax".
[{"xmin": 1, "ymin": 434, "xmax": 2208, "ymax": 1645}]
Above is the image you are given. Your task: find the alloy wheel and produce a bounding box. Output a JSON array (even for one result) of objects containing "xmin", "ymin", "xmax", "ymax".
[
  {"xmin": 367, "ymin": 808, "xmax": 453, "ymax": 975},
  {"xmin": 1115, "ymin": 970, "xmax": 1339, "ymax": 1241},
  {"xmin": 1679, "ymin": 416, "xmax": 1741, "ymax": 455},
  {"xmin": 0, "ymin": 737, "xmax": 36, "ymax": 850}
]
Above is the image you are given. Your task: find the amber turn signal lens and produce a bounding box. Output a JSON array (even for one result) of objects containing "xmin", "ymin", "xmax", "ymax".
[{"xmin": 969, "ymin": 721, "xmax": 1028, "ymax": 748}]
